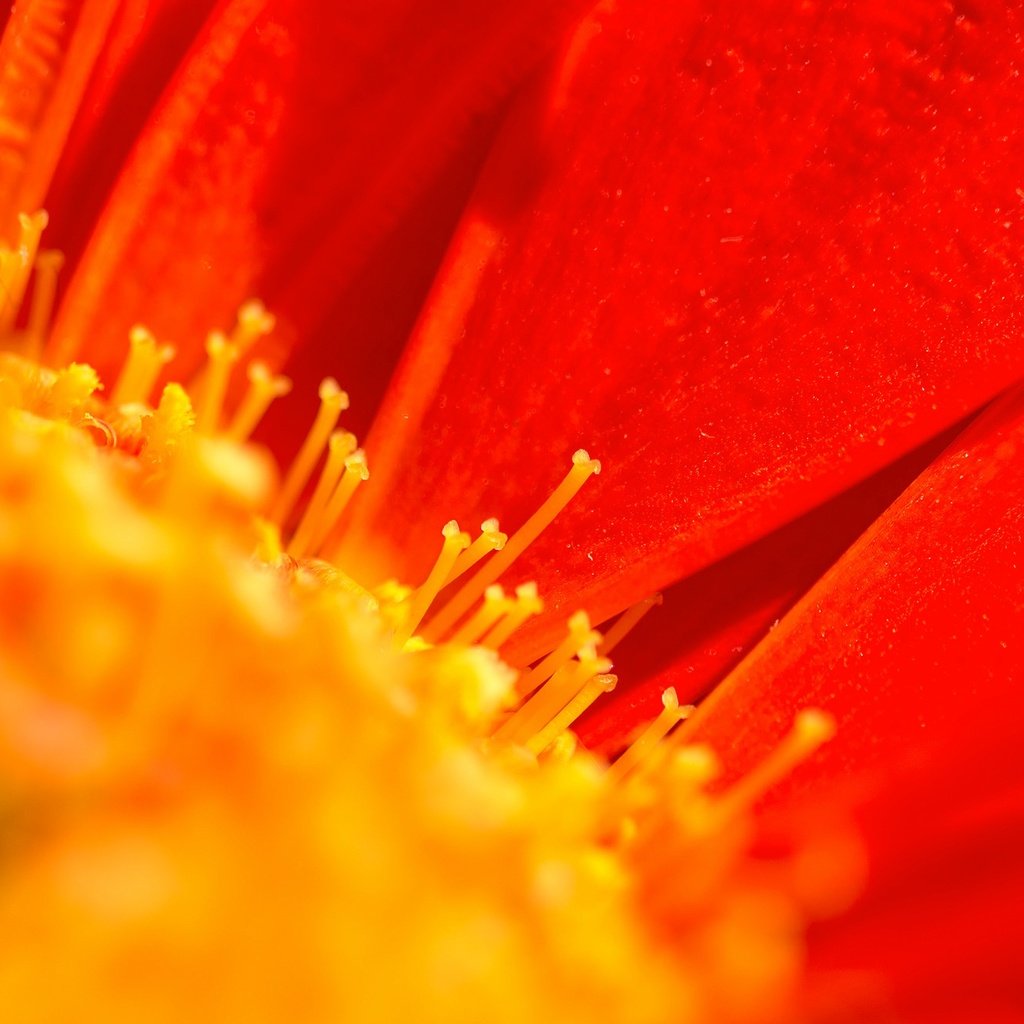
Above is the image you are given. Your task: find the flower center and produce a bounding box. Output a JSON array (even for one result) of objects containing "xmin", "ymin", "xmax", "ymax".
[{"xmin": 0, "ymin": 213, "xmax": 857, "ymax": 1024}]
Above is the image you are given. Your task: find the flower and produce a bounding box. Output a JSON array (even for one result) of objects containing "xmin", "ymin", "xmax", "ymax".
[{"xmin": 2, "ymin": 1, "xmax": 1023, "ymax": 1023}]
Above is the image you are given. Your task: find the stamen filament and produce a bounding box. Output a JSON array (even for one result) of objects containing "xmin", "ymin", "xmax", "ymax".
[
  {"xmin": 110, "ymin": 325, "xmax": 174, "ymax": 407},
  {"xmin": 0, "ymin": 210, "xmax": 47, "ymax": 333},
  {"xmin": 23, "ymin": 247, "xmax": 62, "ymax": 358},
  {"xmin": 605, "ymin": 688, "xmax": 693, "ymax": 784},
  {"xmin": 225, "ymin": 361, "xmax": 293, "ymax": 443},
  {"xmin": 479, "ymin": 582, "xmax": 543, "ymax": 650},
  {"xmin": 516, "ymin": 611, "xmax": 600, "ymax": 699},
  {"xmin": 526, "ymin": 674, "xmax": 617, "ymax": 755},
  {"xmin": 312, "ymin": 450, "xmax": 369, "ymax": 555},
  {"xmin": 422, "ymin": 450, "xmax": 600, "ymax": 642},
  {"xmin": 287, "ymin": 431, "xmax": 357, "ymax": 558},
  {"xmin": 194, "ymin": 331, "xmax": 238, "ymax": 434},
  {"xmin": 444, "ymin": 518, "xmax": 507, "ymax": 586},
  {"xmin": 714, "ymin": 710, "xmax": 836, "ymax": 822},
  {"xmin": 597, "ymin": 593, "xmax": 664, "ymax": 656},
  {"xmin": 394, "ymin": 521, "xmax": 471, "ymax": 647},
  {"xmin": 448, "ymin": 585, "xmax": 511, "ymax": 646},
  {"xmin": 272, "ymin": 378, "xmax": 349, "ymax": 525},
  {"xmin": 495, "ymin": 645, "xmax": 611, "ymax": 746}
]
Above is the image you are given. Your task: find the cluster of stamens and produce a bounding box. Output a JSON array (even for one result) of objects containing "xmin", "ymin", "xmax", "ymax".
[{"xmin": 1, "ymin": 207, "xmax": 836, "ymax": 790}]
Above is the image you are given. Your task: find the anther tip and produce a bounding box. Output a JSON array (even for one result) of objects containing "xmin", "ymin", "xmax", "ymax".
[
  {"xmin": 568, "ymin": 610, "xmax": 591, "ymax": 631},
  {"xmin": 318, "ymin": 378, "xmax": 349, "ymax": 409},
  {"xmin": 345, "ymin": 450, "xmax": 369, "ymax": 480},
  {"xmin": 129, "ymin": 324, "xmax": 155, "ymax": 345},
  {"xmin": 795, "ymin": 708, "xmax": 837, "ymax": 744},
  {"xmin": 572, "ymin": 448, "xmax": 601, "ymax": 474}
]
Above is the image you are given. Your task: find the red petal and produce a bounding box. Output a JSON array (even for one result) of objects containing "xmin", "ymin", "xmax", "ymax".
[
  {"xmin": 48, "ymin": 0, "xmax": 589, "ymax": 380},
  {"xmin": 684, "ymin": 381, "xmax": 1024, "ymax": 801},
  {"xmin": 341, "ymin": 1, "xmax": 1024, "ymax": 638},
  {"xmin": 804, "ymin": 786, "xmax": 1024, "ymax": 1020},
  {"xmin": 43, "ymin": 0, "xmax": 220, "ymax": 268},
  {"xmin": 574, "ymin": 423, "xmax": 961, "ymax": 753},
  {"xmin": 678, "ymin": 381, "xmax": 1024, "ymax": 1013},
  {"xmin": 0, "ymin": 0, "xmax": 122, "ymax": 234}
]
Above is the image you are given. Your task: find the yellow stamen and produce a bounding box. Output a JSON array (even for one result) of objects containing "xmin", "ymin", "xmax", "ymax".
[
  {"xmin": 229, "ymin": 298, "xmax": 276, "ymax": 356},
  {"xmin": 605, "ymin": 688, "xmax": 694, "ymax": 784},
  {"xmin": 312, "ymin": 449, "xmax": 369, "ymax": 556},
  {"xmin": 225, "ymin": 360, "xmax": 293, "ymax": 443},
  {"xmin": 495, "ymin": 644, "xmax": 611, "ymax": 746},
  {"xmin": 448, "ymin": 585, "xmax": 512, "ymax": 646},
  {"xmin": 516, "ymin": 610, "xmax": 600, "ymax": 699},
  {"xmin": 193, "ymin": 332, "xmax": 239, "ymax": 434},
  {"xmin": 714, "ymin": 710, "xmax": 837, "ymax": 822},
  {"xmin": 271, "ymin": 378, "xmax": 349, "ymax": 525},
  {"xmin": 598, "ymin": 593, "xmax": 664, "ymax": 656},
  {"xmin": 526, "ymin": 673, "xmax": 617, "ymax": 755},
  {"xmin": 479, "ymin": 582, "xmax": 543, "ymax": 651},
  {"xmin": 23, "ymin": 247, "xmax": 62, "ymax": 359},
  {"xmin": 444, "ymin": 517, "xmax": 507, "ymax": 585},
  {"xmin": 394, "ymin": 521, "xmax": 471, "ymax": 648},
  {"xmin": 287, "ymin": 431, "xmax": 357, "ymax": 559},
  {"xmin": 544, "ymin": 730, "xmax": 579, "ymax": 763},
  {"xmin": 110, "ymin": 325, "xmax": 175, "ymax": 407},
  {"xmin": 253, "ymin": 517, "xmax": 285, "ymax": 563},
  {"xmin": 138, "ymin": 383, "xmax": 195, "ymax": 468},
  {"xmin": 0, "ymin": 209, "xmax": 47, "ymax": 333},
  {"xmin": 422, "ymin": 451, "xmax": 600, "ymax": 642}
]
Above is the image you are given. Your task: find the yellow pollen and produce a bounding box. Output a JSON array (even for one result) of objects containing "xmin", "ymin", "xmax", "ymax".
[
  {"xmin": 23, "ymin": 246, "xmax": 62, "ymax": 358},
  {"xmin": 605, "ymin": 687, "xmax": 694, "ymax": 784},
  {"xmin": 714, "ymin": 709, "xmax": 837, "ymax": 822},
  {"xmin": 0, "ymin": 209, "xmax": 47, "ymax": 334},
  {"xmin": 193, "ymin": 331, "xmax": 239, "ymax": 434},
  {"xmin": 516, "ymin": 610, "xmax": 601, "ymax": 698},
  {"xmin": 229, "ymin": 298, "xmax": 276, "ymax": 355},
  {"xmin": 448, "ymin": 584, "xmax": 512, "ymax": 646},
  {"xmin": 495, "ymin": 643, "xmax": 612, "ymax": 747},
  {"xmin": 394, "ymin": 520, "xmax": 471, "ymax": 648},
  {"xmin": 598, "ymin": 592, "xmax": 664, "ymax": 656},
  {"xmin": 444, "ymin": 517, "xmax": 508, "ymax": 585},
  {"xmin": 109, "ymin": 325, "xmax": 175, "ymax": 407},
  {"xmin": 225, "ymin": 360, "xmax": 293, "ymax": 443},
  {"xmin": 271, "ymin": 377, "xmax": 349, "ymax": 525},
  {"xmin": 423, "ymin": 449, "xmax": 601, "ymax": 642},
  {"xmin": 313, "ymin": 448, "xmax": 369, "ymax": 556},
  {"xmin": 526, "ymin": 673, "xmax": 617, "ymax": 756},
  {"xmin": 287, "ymin": 430, "xmax": 357, "ymax": 558},
  {"xmin": 479, "ymin": 581, "xmax": 544, "ymax": 651}
]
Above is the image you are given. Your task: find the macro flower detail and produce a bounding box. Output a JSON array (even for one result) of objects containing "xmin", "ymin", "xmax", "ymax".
[{"xmin": 2, "ymin": 1, "xmax": 1023, "ymax": 1023}]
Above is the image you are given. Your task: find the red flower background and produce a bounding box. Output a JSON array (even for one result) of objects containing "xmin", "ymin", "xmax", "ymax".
[{"xmin": 4, "ymin": 0, "xmax": 1024, "ymax": 1019}]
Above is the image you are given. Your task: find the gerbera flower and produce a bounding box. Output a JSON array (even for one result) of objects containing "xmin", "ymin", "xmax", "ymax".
[{"xmin": 1, "ymin": 2, "xmax": 1022, "ymax": 1023}]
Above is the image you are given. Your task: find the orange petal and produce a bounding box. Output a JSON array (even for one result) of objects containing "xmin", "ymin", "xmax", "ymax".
[
  {"xmin": 341, "ymin": 1, "xmax": 1024, "ymax": 642},
  {"xmin": 0, "ymin": 0, "xmax": 121, "ymax": 237},
  {"xmin": 48, "ymin": 0, "xmax": 590, "ymax": 380}
]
